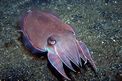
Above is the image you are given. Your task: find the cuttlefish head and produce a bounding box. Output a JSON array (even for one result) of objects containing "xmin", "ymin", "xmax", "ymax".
[{"xmin": 44, "ymin": 32, "xmax": 96, "ymax": 80}]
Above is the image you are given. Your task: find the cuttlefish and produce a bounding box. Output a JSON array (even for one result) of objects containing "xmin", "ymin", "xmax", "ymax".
[{"xmin": 20, "ymin": 10, "xmax": 96, "ymax": 80}]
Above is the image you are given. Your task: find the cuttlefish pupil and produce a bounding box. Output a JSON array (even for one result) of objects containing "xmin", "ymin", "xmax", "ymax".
[{"xmin": 47, "ymin": 36, "xmax": 56, "ymax": 45}]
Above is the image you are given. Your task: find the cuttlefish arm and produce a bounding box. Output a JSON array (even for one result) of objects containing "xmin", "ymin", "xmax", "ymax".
[
  {"xmin": 46, "ymin": 33, "xmax": 96, "ymax": 80},
  {"xmin": 47, "ymin": 46, "xmax": 71, "ymax": 80},
  {"xmin": 77, "ymin": 41, "xmax": 96, "ymax": 70}
]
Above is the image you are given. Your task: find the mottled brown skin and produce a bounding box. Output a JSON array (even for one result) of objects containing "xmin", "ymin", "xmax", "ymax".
[{"xmin": 21, "ymin": 10, "xmax": 96, "ymax": 80}]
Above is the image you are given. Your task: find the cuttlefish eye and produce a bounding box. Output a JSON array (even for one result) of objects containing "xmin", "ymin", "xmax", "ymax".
[{"xmin": 47, "ymin": 36, "xmax": 56, "ymax": 45}]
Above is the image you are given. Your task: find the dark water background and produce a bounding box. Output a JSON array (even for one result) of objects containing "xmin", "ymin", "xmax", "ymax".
[{"xmin": 0, "ymin": 0, "xmax": 122, "ymax": 81}]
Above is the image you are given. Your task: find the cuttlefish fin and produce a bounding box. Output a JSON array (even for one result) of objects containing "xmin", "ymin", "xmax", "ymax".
[
  {"xmin": 78, "ymin": 41, "xmax": 97, "ymax": 70},
  {"xmin": 48, "ymin": 52, "xmax": 70, "ymax": 80}
]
